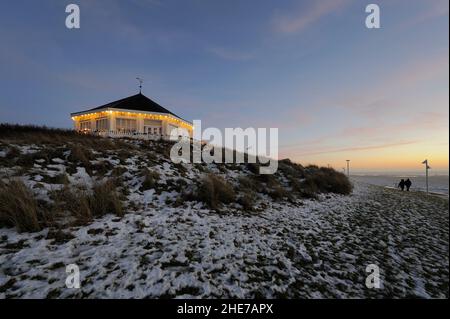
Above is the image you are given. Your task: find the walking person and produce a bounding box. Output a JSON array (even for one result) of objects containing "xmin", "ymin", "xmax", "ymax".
[
  {"xmin": 398, "ymin": 179, "xmax": 405, "ymax": 191},
  {"xmin": 405, "ymin": 178, "xmax": 412, "ymax": 192}
]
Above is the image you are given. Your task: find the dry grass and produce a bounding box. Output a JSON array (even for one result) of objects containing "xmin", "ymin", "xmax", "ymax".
[
  {"xmin": 237, "ymin": 191, "xmax": 256, "ymax": 211},
  {"xmin": 90, "ymin": 179, "xmax": 124, "ymax": 217},
  {"xmin": 140, "ymin": 168, "xmax": 160, "ymax": 191},
  {"xmin": 51, "ymin": 185, "xmax": 92, "ymax": 224},
  {"xmin": 196, "ymin": 174, "xmax": 236, "ymax": 209},
  {"xmin": 0, "ymin": 180, "xmax": 41, "ymax": 232},
  {"xmin": 302, "ymin": 166, "xmax": 353, "ymax": 196},
  {"xmin": 0, "ymin": 124, "xmax": 355, "ymax": 232},
  {"xmin": 0, "ymin": 124, "xmax": 136, "ymax": 152},
  {"xmin": 68, "ymin": 144, "xmax": 92, "ymax": 168},
  {"xmin": 52, "ymin": 179, "xmax": 124, "ymax": 225}
]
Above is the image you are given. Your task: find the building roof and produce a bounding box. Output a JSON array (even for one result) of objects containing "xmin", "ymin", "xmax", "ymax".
[{"xmin": 71, "ymin": 93, "xmax": 190, "ymax": 123}]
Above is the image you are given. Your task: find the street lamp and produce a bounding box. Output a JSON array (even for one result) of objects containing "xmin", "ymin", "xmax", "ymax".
[{"xmin": 422, "ymin": 159, "xmax": 431, "ymax": 194}]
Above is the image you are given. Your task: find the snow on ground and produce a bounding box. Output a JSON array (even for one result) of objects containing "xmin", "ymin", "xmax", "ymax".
[{"xmin": 0, "ymin": 182, "xmax": 448, "ymax": 299}]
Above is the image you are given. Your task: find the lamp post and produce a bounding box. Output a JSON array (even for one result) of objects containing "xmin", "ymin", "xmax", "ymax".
[
  {"xmin": 346, "ymin": 160, "xmax": 350, "ymax": 178},
  {"xmin": 422, "ymin": 159, "xmax": 431, "ymax": 194}
]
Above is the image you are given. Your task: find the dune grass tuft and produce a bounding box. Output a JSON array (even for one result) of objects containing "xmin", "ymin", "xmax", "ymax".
[{"xmin": 0, "ymin": 180, "xmax": 42, "ymax": 232}]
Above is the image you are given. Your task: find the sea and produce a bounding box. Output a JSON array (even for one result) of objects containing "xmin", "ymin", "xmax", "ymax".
[{"xmin": 351, "ymin": 174, "xmax": 449, "ymax": 195}]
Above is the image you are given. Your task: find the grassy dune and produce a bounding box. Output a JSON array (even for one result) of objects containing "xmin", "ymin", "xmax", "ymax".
[{"xmin": 0, "ymin": 125, "xmax": 447, "ymax": 298}]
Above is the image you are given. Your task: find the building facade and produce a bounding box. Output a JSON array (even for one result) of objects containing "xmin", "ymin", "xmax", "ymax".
[{"xmin": 71, "ymin": 93, "xmax": 193, "ymax": 140}]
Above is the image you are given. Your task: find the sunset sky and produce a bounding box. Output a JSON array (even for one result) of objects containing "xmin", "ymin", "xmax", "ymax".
[{"xmin": 0, "ymin": 0, "xmax": 448, "ymax": 173}]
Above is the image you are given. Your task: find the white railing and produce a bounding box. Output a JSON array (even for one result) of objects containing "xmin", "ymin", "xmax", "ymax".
[{"xmin": 79, "ymin": 130, "xmax": 190, "ymax": 141}]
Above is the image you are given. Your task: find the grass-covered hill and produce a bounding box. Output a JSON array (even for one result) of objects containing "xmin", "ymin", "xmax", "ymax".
[{"xmin": 0, "ymin": 124, "xmax": 352, "ymax": 233}]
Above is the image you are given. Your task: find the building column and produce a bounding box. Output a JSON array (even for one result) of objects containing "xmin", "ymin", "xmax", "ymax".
[
  {"xmin": 137, "ymin": 116, "xmax": 144, "ymax": 133},
  {"xmin": 90, "ymin": 118, "xmax": 96, "ymax": 132},
  {"xmin": 162, "ymin": 119, "xmax": 169, "ymax": 137},
  {"xmin": 109, "ymin": 113, "xmax": 116, "ymax": 131}
]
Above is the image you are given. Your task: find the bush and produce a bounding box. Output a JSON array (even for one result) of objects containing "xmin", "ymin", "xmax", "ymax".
[
  {"xmin": 278, "ymin": 159, "xmax": 305, "ymax": 181},
  {"xmin": 52, "ymin": 179, "xmax": 124, "ymax": 225},
  {"xmin": 140, "ymin": 168, "xmax": 160, "ymax": 191},
  {"xmin": 90, "ymin": 180, "xmax": 124, "ymax": 217},
  {"xmin": 301, "ymin": 166, "xmax": 353, "ymax": 196},
  {"xmin": 269, "ymin": 184, "xmax": 288, "ymax": 201},
  {"xmin": 52, "ymin": 185, "xmax": 92, "ymax": 224},
  {"xmin": 238, "ymin": 191, "xmax": 256, "ymax": 211},
  {"xmin": 0, "ymin": 180, "xmax": 42, "ymax": 232},
  {"xmin": 237, "ymin": 176, "xmax": 253, "ymax": 189},
  {"xmin": 91, "ymin": 160, "xmax": 114, "ymax": 177},
  {"xmin": 196, "ymin": 174, "xmax": 236, "ymax": 209},
  {"xmin": 68, "ymin": 144, "xmax": 92, "ymax": 168}
]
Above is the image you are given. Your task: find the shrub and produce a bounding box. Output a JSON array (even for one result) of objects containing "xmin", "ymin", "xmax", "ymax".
[
  {"xmin": 91, "ymin": 160, "xmax": 113, "ymax": 177},
  {"xmin": 196, "ymin": 174, "xmax": 235, "ymax": 209},
  {"xmin": 68, "ymin": 144, "xmax": 92, "ymax": 169},
  {"xmin": 237, "ymin": 176, "xmax": 253, "ymax": 189},
  {"xmin": 140, "ymin": 169, "xmax": 160, "ymax": 191},
  {"xmin": 0, "ymin": 180, "xmax": 41, "ymax": 232},
  {"xmin": 90, "ymin": 179, "xmax": 124, "ymax": 217},
  {"xmin": 238, "ymin": 191, "xmax": 256, "ymax": 211},
  {"xmin": 301, "ymin": 166, "xmax": 353, "ymax": 196},
  {"xmin": 269, "ymin": 184, "xmax": 288, "ymax": 201},
  {"xmin": 52, "ymin": 185, "xmax": 92, "ymax": 224},
  {"xmin": 278, "ymin": 159, "xmax": 305, "ymax": 180},
  {"xmin": 52, "ymin": 179, "xmax": 124, "ymax": 224}
]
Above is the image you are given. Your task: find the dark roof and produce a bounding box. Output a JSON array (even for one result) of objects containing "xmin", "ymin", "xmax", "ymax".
[{"xmin": 72, "ymin": 93, "xmax": 188, "ymax": 122}]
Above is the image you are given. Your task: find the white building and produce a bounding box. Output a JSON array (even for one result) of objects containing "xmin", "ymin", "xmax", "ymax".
[{"xmin": 71, "ymin": 93, "xmax": 193, "ymax": 140}]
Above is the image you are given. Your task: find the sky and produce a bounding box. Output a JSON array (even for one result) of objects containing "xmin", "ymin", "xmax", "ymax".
[{"xmin": 0, "ymin": 0, "xmax": 448, "ymax": 173}]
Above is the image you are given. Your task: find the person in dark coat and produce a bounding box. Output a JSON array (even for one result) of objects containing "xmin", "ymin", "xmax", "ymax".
[
  {"xmin": 398, "ymin": 179, "xmax": 405, "ymax": 191},
  {"xmin": 405, "ymin": 178, "xmax": 412, "ymax": 191}
]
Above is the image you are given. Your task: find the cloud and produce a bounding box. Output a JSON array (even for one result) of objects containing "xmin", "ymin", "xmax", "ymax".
[
  {"xmin": 335, "ymin": 112, "xmax": 448, "ymax": 138},
  {"xmin": 272, "ymin": 0, "xmax": 349, "ymax": 34},
  {"xmin": 291, "ymin": 140, "xmax": 419, "ymax": 156},
  {"xmin": 207, "ymin": 47, "xmax": 254, "ymax": 61},
  {"xmin": 280, "ymin": 111, "xmax": 447, "ymax": 157}
]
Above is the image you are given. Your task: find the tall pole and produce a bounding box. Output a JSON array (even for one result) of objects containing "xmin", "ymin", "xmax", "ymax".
[
  {"xmin": 422, "ymin": 159, "xmax": 430, "ymax": 194},
  {"xmin": 346, "ymin": 160, "xmax": 350, "ymax": 178}
]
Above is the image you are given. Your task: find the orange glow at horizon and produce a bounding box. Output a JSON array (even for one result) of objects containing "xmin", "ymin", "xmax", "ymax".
[{"xmin": 282, "ymin": 140, "xmax": 449, "ymax": 172}]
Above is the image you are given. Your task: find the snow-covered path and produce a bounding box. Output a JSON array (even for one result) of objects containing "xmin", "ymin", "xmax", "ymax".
[{"xmin": 0, "ymin": 183, "xmax": 448, "ymax": 298}]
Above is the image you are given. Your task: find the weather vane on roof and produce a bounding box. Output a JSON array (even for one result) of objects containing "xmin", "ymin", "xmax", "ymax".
[{"xmin": 136, "ymin": 77, "xmax": 144, "ymax": 93}]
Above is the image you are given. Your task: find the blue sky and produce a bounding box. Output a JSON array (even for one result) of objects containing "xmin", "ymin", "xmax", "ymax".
[{"xmin": 0, "ymin": 0, "xmax": 448, "ymax": 171}]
